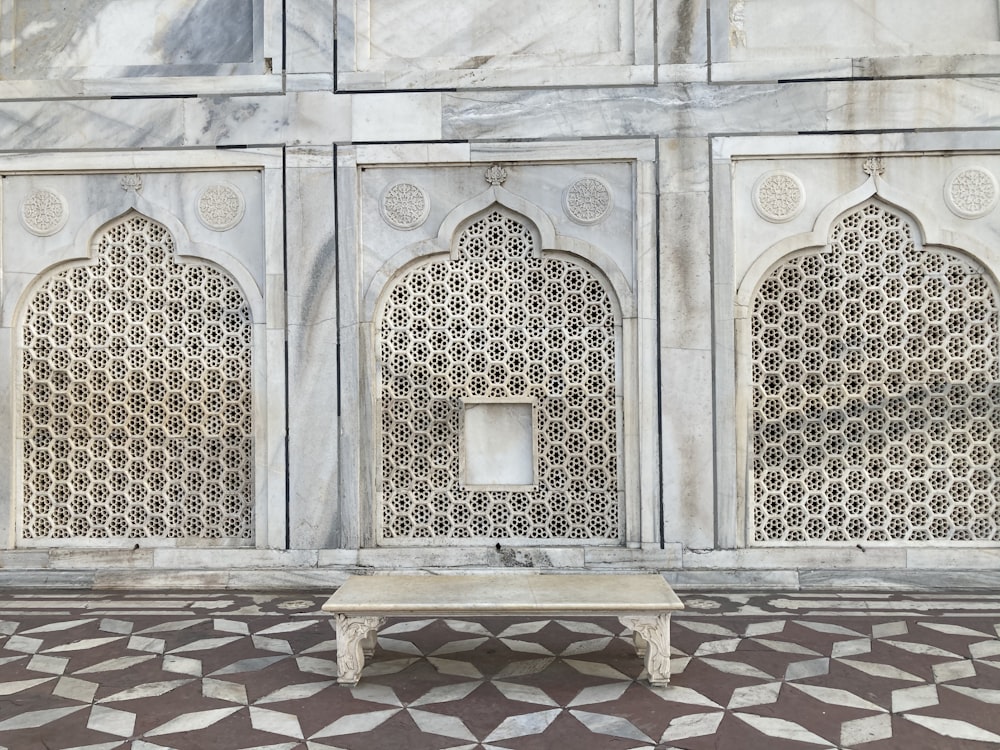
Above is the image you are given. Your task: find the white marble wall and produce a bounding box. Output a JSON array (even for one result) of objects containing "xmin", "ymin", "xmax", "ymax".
[{"xmin": 0, "ymin": 2, "xmax": 999, "ymax": 588}]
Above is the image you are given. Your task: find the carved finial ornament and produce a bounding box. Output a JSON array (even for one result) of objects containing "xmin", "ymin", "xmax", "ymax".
[
  {"xmin": 863, "ymin": 157, "xmax": 886, "ymax": 178},
  {"xmin": 484, "ymin": 164, "xmax": 508, "ymax": 186}
]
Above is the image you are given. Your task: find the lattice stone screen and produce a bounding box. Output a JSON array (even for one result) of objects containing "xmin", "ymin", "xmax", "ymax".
[
  {"xmin": 20, "ymin": 212, "xmax": 254, "ymax": 541},
  {"xmin": 751, "ymin": 200, "xmax": 1000, "ymax": 543},
  {"xmin": 378, "ymin": 208, "xmax": 621, "ymax": 542}
]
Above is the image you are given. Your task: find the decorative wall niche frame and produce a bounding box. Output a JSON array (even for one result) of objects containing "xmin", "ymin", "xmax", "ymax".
[
  {"xmin": 337, "ymin": 140, "xmax": 659, "ymax": 557},
  {"xmin": 336, "ymin": 0, "xmax": 655, "ymax": 90},
  {"xmin": 715, "ymin": 134, "xmax": 1000, "ymax": 549},
  {"xmin": 0, "ymin": 149, "xmax": 285, "ymax": 549}
]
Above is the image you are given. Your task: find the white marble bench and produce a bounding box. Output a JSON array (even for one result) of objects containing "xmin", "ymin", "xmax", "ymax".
[{"xmin": 323, "ymin": 573, "xmax": 684, "ymax": 687}]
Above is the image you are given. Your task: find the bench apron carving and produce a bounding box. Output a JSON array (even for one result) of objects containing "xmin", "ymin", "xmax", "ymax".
[{"xmin": 324, "ymin": 573, "xmax": 684, "ymax": 687}]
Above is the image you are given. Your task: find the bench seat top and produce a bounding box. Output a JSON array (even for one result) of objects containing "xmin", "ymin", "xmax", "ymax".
[{"xmin": 323, "ymin": 573, "xmax": 683, "ymax": 618}]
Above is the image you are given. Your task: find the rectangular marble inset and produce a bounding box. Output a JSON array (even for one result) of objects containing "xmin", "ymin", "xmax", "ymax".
[
  {"xmin": 2, "ymin": 0, "xmax": 265, "ymax": 80},
  {"xmin": 339, "ymin": 0, "xmax": 654, "ymax": 89},
  {"xmin": 734, "ymin": 0, "xmax": 998, "ymax": 59},
  {"xmin": 461, "ymin": 398, "xmax": 536, "ymax": 489},
  {"xmin": 369, "ymin": 0, "xmax": 620, "ymax": 59},
  {"xmin": 713, "ymin": 0, "xmax": 1000, "ymax": 80}
]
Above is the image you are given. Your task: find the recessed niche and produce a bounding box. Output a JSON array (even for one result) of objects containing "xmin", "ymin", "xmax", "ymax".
[{"xmin": 461, "ymin": 398, "xmax": 537, "ymax": 489}]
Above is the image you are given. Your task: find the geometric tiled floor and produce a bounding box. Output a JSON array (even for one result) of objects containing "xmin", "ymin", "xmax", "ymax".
[{"xmin": 0, "ymin": 590, "xmax": 999, "ymax": 749}]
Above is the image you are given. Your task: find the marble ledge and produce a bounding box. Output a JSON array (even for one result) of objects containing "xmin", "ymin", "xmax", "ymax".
[
  {"xmin": 798, "ymin": 569, "xmax": 1000, "ymax": 592},
  {"xmin": 682, "ymin": 547, "xmax": 907, "ymax": 570}
]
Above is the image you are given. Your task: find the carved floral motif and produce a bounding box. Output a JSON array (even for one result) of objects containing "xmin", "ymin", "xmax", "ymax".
[
  {"xmin": 484, "ymin": 164, "xmax": 508, "ymax": 186},
  {"xmin": 564, "ymin": 176, "xmax": 613, "ymax": 225},
  {"xmin": 945, "ymin": 167, "xmax": 999, "ymax": 219},
  {"xmin": 752, "ymin": 171, "xmax": 805, "ymax": 223},
  {"xmin": 20, "ymin": 189, "xmax": 68, "ymax": 237},
  {"xmin": 380, "ymin": 182, "xmax": 430, "ymax": 230},
  {"xmin": 197, "ymin": 183, "xmax": 246, "ymax": 231},
  {"xmin": 120, "ymin": 174, "xmax": 143, "ymax": 193}
]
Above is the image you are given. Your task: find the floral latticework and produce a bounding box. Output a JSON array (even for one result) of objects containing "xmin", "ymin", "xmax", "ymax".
[
  {"xmin": 20, "ymin": 212, "xmax": 254, "ymax": 541},
  {"xmin": 378, "ymin": 208, "xmax": 621, "ymax": 543}
]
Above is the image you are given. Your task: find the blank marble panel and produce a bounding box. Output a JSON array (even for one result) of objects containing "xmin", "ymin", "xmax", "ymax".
[
  {"xmin": 1, "ymin": 0, "xmax": 265, "ymax": 79},
  {"xmin": 338, "ymin": 0, "xmax": 655, "ymax": 89},
  {"xmin": 712, "ymin": 0, "xmax": 1000, "ymax": 81},
  {"xmin": 461, "ymin": 399, "xmax": 537, "ymax": 489}
]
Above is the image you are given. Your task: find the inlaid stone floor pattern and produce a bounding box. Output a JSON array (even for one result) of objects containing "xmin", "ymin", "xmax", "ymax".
[{"xmin": 0, "ymin": 590, "xmax": 998, "ymax": 749}]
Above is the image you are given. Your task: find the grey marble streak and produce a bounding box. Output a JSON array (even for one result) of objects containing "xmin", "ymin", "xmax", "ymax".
[
  {"xmin": 7, "ymin": 0, "xmax": 255, "ymax": 76},
  {"xmin": 441, "ymin": 83, "xmax": 829, "ymax": 140},
  {"xmin": 0, "ymin": 99, "xmax": 187, "ymax": 150}
]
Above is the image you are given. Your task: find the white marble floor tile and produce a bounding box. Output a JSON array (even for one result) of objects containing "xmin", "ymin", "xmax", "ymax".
[
  {"xmin": 0, "ymin": 706, "xmax": 85, "ymax": 731},
  {"xmin": 562, "ymin": 658, "xmax": 630, "ymax": 680},
  {"xmin": 127, "ymin": 636, "xmax": 166, "ymax": 654},
  {"xmin": 838, "ymin": 658, "xmax": 923, "ymax": 682},
  {"xmin": 726, "ymin": 681, "xmax": 781, "ymax": 709},
  {"xmin": 427, "ymin": 656, "xmax": 484, "ymax": 678},
  {"xmin": 497, "ymin": 638, "xmax": 552, "ymax": 655},
  {"xmin": 249, "ymin": 707, "xmax": 304, "ymax": 739},
  {"xmin": 53, "ymin": 675, "xmax": 99, "ymax": 703},
  {"xmin": 211, "ymin": 656, "xmax": 288, "ymax": 676},
  {"xmin": 700, "ymin": 656, "xmax": 773, "ymax": 680},
  {"xmin": 255, "ymin": 681, "xmax": 335, "ymax": 705},
  {"xmin": 660, "ymin": 711, "xmax": 724, "ymax": 742},
  {"xmin": 566, "ymin": 682, "xmax": 630, "ymax": 707},
  {"xmin": 101, "ymin": 679, "xmax": 192, "ymax": 704},
  {"xmin": 945, "ymin": 685, "xmax": 1000, "ymax": 704},
  {"xmin": 497, "ymin": 621, "xmax": 548, "ymax": 638},
  {"xmin": 202, "ymin": 677, "xmax": 249, "ymax": 704},
  {"xmin": 555, "ymin": 619, "xmax": 613, "ymax": 636},
  {"xmin": 751, "ymin": 637, "xmax": 821, "ymax": 656},
  {"xmin": 560, "ymin": 636, "xmax": 612, "ymax": 656},
  {"xmin": 27, "ymin": 654, "xmax": 68, "ymax": 675},
  {"xmin": 904, "ymin": 714, "xmax": 1000, "ymax": 743},
  {"xmin": 872, "ymin": 621, "xmax": 909, "ymax": 639},
  {"xmin": 694, "ymin": 637, "xmax": 741, "ymax": 656},
  {"xmin": 87, "ymin": 705, "xmax": 136, "ymax": 738},
  {"xmin": 570, "ymin": 709, "xmax": 652, "ymax": 743},
  {"xmin": 74, "ymin": 655, "xmax": 157, "ymax": 674},
  {"xmin": 0, "ymin": 677, "xmax": 54, "ymax": 696},
  {"xmin": 99, "ymin": 619, "xmax": 134, "ymax": 635},
  {"xmin": 429, "ymin": 637, "xmax": 489, "ymax": 655},
  {"xmin": 784, "ymin": 657, "xmax": 830, "ymax": 681},
  {"xmin": 791, "ymin": 684, "xmax": 886, "ymax": 712},
  {"xmin": 161, "ymin": 655, "xmax": 202, "ymax": 676},
  {"xmin": 744, "ymin": 620, "xmax": 787, "ymax": 637},
  {"xmin": 891, "ymin": 684, "xmax": 939, "ymax": 713},
  {"xmin": 932, "ymin": 659, "xmax": 977, "ymax": 683},
  {"xmin": 408, "ymin": 708, "xmax": 477, "ymax": 741},
  {"xmin": 882, "ymin": 640, "xmax": 960, "ymax": 659},
  {"xmin": 733, "ymin": 712, "xmax": 832, "ymax": 746},
  {"xmin": 168, "ymin": 636, "xmax": 241, "ymax": 654},
  {"xmin": 494, "ymin": 657, "xmax": 555, "ymax": 679},
  {"xmin": 831, "ymin": 638, "xmax": 872, "ymax": 658},
  {"xmin": 145, "ymin": 707, "xmax": 244, "ymax": 737},
  {"xmin": 408, "ymin": 682, "xmax": 480, "ymax": 707},
  {"xmin": 492, "ymin": 681, "xmax": 559, "ymax": 706},
  {"xmin": 310, "ymin": 708, "xmax": 402, "ymax": 739},
  {"xmin": 840, "ymin": 713, "xmax": 892, "ymax": 747},
  {"xmin": 482, "ymin": 708, "xmax": 561, "ymax": 742}
]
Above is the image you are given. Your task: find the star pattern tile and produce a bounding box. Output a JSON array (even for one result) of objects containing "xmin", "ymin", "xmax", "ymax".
[{"xmin": 0, "ymin": 591, "xmax": 996, "ymax": 748}]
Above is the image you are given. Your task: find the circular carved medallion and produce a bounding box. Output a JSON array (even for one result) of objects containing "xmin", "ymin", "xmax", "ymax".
[
  {"xmin": 945, "ymin": 167, "xmax": 999, "ymax": 219},
  {"xmin": 197, "ymin": 183, "xmax": 246, "ymax": 231},
  {"xmin": 564, "ymin": 176, "xmax": 613, "ymax": 225},
  {"xmin": 753, "ymin": 171, "xmax": 805, "ymax": 223},
  {"xmin": 20, "ymin": 189, "xmax": 69, "ymax": 237},
  {"xmin": 380, "ymin": 182, "xmax": 430, "ymax": 230}
]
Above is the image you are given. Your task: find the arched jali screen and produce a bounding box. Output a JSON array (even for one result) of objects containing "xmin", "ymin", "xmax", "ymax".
[
  {"xmin": 377, "ymin": 207, "xmax": 622, "ymax": 543},
  {"xmin": 20, "ymin": 212, "xmax": 254, "ymax": 541},
  {"xmin": 751, "ymin": 200, "xmax": 1000, "ymax": 543}
]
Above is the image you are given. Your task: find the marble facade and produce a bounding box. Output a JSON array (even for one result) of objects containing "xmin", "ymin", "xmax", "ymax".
[{"xmin": 0, "ymin": 1, "xmax": 999, "ymax": 589}]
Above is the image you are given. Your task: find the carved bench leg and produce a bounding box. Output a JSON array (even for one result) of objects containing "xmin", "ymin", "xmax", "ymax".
[
  {"xmin": 336, "ymin": 615, "xmax": 385, "ymax": 686},
  {"xmin": 619, "ymin": 614, "xmax": 672, "ymax": 687}
]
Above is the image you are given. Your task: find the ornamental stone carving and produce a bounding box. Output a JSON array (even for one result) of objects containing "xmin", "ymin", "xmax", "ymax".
[
  {"xmin": 197, "ymin": 182, "xmax": 246, "ymax": 231},
  {"xmin": 752, "ymin": 171, "xmax": 805, "ymax": 223},
  {"xmin": 564, "ymin": 176, "xmax": 613, "ymax": 225},
  {"xmin": 120, "ymin": 173, "xmax": 143, "ymax": 193},
  {"xmin": 945, "ymin": 167, "xmax": 999, "ymax": 219},
  {"xmin": 379, "ymin": 182, "xmax": 430, "ymax": 230},
  {"xmin": 19, "ymin": 188, "xmax": 68, "ymax": 236}
]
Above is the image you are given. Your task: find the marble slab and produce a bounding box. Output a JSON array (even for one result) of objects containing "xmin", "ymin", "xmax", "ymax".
[
  {"xmin": 337, "ymin": 0, "xmax": 655, "ymax": 89},
  {"xmin": 0, "ymin": 0, "xmax": 279, "ymax": 96},
  {"xmin": 711, "ymin": 0, "xmax": 1000, "ymax": 81},
  {"xmin": 324, "ymin": 574, "xmax": 683, "ymax": 616}
]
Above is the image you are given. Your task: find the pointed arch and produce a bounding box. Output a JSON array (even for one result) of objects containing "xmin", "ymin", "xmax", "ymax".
[{"xmin": 15, "ymin": 210, "xmax": 256, "ymax": 544}]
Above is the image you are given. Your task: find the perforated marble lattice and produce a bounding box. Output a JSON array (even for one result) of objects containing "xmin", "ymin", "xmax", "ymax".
[
  {"xmin": 378, "ymin": 209, "xmax": 621, "ymax": 542},
  {"xmin": 751, "ymin": 200, "xmax": 1000, "ymax": 543},
  {"xmin": 20, "ymin": 212, "xmax": 254, "ymax": 541}
]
